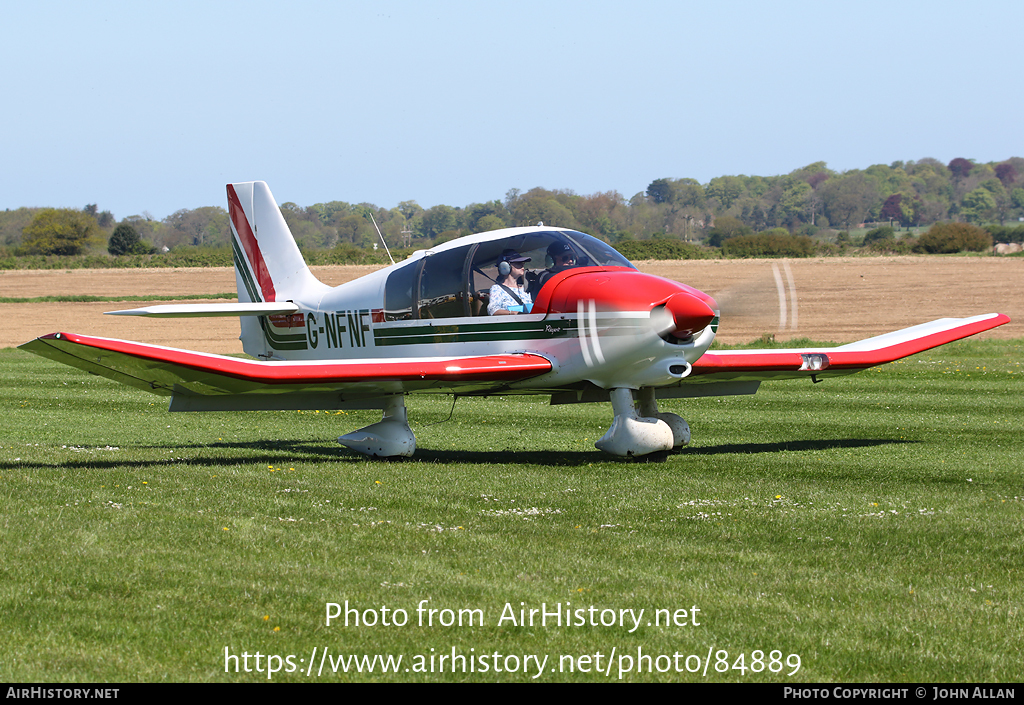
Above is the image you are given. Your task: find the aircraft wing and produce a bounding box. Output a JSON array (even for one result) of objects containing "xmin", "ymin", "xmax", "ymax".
[
  {"xmin": 18, "ymin": 332, "xmax": 553, "ymax": 411},
  {"xmin": 687, "ymin": 313, "xmax": 1010, "ymax": 383}
]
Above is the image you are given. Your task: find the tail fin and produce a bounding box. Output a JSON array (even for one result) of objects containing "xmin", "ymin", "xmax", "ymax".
[
  {"xmin": 227, "ymin": 181, "xmax": 331, "ymax": 358},
  {"xmin": 227, "ymin": 181, "xmax": 331, "ymax": 304}
]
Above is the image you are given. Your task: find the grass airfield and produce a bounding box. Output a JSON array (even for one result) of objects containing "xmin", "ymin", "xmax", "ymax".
[{"xmin": 0, "ymin": 338, "xmax": 1021, "ymax": 682}]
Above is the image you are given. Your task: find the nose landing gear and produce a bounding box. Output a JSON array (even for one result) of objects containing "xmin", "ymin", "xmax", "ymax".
[{"xmin": 595, "ymin": 387, "xmax": 690, "ymax": 457}]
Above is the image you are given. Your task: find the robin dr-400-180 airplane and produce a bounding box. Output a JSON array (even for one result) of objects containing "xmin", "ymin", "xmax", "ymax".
[{"xmin": 20, "ymin": 182, "xmax": 1010, "ymax": 458}]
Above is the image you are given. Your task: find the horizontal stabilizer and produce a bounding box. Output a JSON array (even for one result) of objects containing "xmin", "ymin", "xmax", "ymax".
[{"xmin": 105, "ymin": 302, "xmax": 300, "ymax": 318}]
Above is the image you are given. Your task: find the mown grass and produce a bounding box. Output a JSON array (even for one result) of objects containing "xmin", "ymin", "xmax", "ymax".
[{"xmin": 0, "ymin": 340, "xmax": 1020, "ymax": 682}]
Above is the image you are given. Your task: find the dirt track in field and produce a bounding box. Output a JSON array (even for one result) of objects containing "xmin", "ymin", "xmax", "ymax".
[{"xmin": 3, "ymin": 257, "xmax": 1020, "ymax": 352}]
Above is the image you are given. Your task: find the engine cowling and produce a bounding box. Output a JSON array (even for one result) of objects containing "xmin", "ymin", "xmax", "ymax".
[{"xmin": 534, "ymin": 267, "xmax": 717, "ymax": 337}]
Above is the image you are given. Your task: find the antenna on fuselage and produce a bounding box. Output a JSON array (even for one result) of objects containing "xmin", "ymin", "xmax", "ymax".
[{"xmin": 369, "ymin": 213, "xmax": 395, "ymax": 265}]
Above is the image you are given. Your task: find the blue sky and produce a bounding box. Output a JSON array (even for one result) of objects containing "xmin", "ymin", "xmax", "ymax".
[{"xmin": 2, "ymin": 0, "xmax": 1021, "ymax": 219}]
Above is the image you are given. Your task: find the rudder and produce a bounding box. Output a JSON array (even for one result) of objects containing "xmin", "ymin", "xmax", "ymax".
[{"xmin": 226, "ymin": 181, "xmax": 331, "ymax": 358}]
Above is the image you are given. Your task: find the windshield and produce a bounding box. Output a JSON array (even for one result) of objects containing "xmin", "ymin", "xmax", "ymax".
[
  {"xmin": 470, "ymin": 230, "xmax": 634, "ymax": 272},
  {"xmin": 385, "ymin": 230, "xmax": 634, "ymax": 320}
]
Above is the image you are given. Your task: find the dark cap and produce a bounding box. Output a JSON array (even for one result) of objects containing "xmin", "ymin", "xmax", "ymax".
[
  {"xmin": 500, "ymin": 249, "xmax": 531, "ymax": 264},
  {"xmin": 546, "ymin": 241, "xmax": 574, "ymax": 257}
]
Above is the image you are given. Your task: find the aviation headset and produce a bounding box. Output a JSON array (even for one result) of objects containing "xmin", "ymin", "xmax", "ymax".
[{"xmin": 498, "ymin": 250, "xmax": 530, "ymax": 277}]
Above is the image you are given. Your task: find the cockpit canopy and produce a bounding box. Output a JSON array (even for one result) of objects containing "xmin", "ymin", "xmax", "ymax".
[{"xmin": 384, "ymin": 229, "xmax": 634, "ymax": 321}]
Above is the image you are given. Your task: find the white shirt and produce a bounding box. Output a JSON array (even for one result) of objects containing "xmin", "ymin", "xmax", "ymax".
[{"xmin": 488, "ymin": 283, "xmax": 533, "ymax": 315}]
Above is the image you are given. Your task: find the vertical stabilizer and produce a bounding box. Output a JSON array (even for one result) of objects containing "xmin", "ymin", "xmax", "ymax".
[
  {"xmin": 227, "ymin": 181, "xmax": 330, "ymax": 303},
  {"xmin": 226, "ymin": 181, "xmax": 332, "ymax": 357}
]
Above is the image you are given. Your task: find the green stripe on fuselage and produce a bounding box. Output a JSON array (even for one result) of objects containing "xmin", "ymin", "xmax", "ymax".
[
  {"xmin": 259, "ymin": 318, "xmax": 309, "ymax": 350},
  {"xmin": 374, "ymin": 318, "xmax": 572, "ymax": 346}
]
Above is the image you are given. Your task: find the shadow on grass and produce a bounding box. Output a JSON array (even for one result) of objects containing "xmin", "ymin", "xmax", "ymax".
[
  {"xmin": 0, "ymin": 438, "xmax": 920, "ymax": 471},
  {"xmin": 0, "ymin": 440, "xmax": 354, "ymax": 472},
  {"xmin": 417, "ymin": 438, "xmax": 919, "ymax": 465},
  {"xmin": 409, "ymin": 448, "xmax": 609, "ymax": 466},
  {"xmin": 681, "ymin": 438, "xmax": 920, "ymax": 456}
]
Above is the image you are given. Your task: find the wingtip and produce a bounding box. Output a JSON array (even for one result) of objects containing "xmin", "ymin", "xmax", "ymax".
[
  {"xmin": 21, "ymin": 332, "xmax": 63, "ymax": 343},
  {"xmin": 17, "ymin": 332, "xmax": 64, "ymax": 355}
]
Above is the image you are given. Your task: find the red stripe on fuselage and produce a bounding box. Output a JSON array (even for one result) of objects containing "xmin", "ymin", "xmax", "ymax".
[{"xmin": 226, "ymin": 184, "xmax": 277, "ymax": 302}]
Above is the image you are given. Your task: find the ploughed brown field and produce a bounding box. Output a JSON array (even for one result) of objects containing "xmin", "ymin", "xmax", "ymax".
[{"xmin": 2, "ymin": 256, "xmax": 1020, "ymax": 352}]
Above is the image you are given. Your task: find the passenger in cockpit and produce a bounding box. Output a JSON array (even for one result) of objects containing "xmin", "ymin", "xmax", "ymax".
[{"xmin": 488, "ymin": 250, "xmax": 533, "ymax": 315}]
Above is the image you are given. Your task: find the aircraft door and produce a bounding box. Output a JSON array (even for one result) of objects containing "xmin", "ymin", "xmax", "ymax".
[
  {"xmin": 384, "ymin": 259, "xmax": 420, "ymax": 321},
  {"xmin": 417, "ymin": 245, "xmax": 472, "ymax": 319}
]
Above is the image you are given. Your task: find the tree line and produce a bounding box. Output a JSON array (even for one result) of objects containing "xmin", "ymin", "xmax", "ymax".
[{"xmin": 3, "ymin": 156, "xmax": 1023, "ymax": 260}]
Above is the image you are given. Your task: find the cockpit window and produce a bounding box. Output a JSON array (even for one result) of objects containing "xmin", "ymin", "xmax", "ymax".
[
  {"xmin": 418, "ymin": 245, "xmax": 471, "ymax": 319},
  {"xmin": 384, "ymin": 230, "xmax": 634, "ymax": 321},
  {"xmin": 384, "ymin": 259, "xmax": 416, "ymax": 321}
]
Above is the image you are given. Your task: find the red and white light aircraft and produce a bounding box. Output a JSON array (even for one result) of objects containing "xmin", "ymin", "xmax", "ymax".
[{"xmin": 20, "ymin": 182, "xmax": 1010, "ymax": 458}]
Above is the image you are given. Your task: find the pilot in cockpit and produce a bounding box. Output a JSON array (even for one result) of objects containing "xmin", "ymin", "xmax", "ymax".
[
  {"xmin": 488, "ymin": 250, "xmax": 534, "ymax": 315},
  {"xmin": 537, "ymin": 240, "xmax": 578, "ymax": 289}
]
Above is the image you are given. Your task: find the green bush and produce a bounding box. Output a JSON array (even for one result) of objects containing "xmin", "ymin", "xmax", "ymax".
[
  {"xmin": 614, "ymin": 239, "xmax": 717, "ymax": 261},
  {"xmin": 151, "ymin": 247, "xmax": 233, "ymax": 267},
  {"xmin": 863, "ymin": 225, "xmax": 895, "ymax": 244},
  {"xmin": 19, "ymin": 209, "xmax": 100, "ymax": 256},
  {"xmin": 866, "ymin": 235, "xmax": 916, "ymax": 254},
  {"xmin": 986, "ymin": 224, "xmax": 1024, "ymax": 244},
  {"xmin": 704, "ymin": 216, "xmax": 752, "ymax": 247},
  {"xmin": 0, "ymin": 244, "xmax": 418, "ymax": 270},
  {"xmin": 107, "ymin": 223, "xmax": 154, "ymax": 256},
  {"xmin": 304, "ymin": 243, "xmax": 410, "ymax": 266},
  {"xmin": 915, "ymin": 222, "xmax": 993, "ymax": 253},
  {"xmin": 0, "ymin": 254, "xmax": 137, "ymax": 270},
  {"xmin": 720, "ymin": 232, "xmax": 817, "ymax": 258}
]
